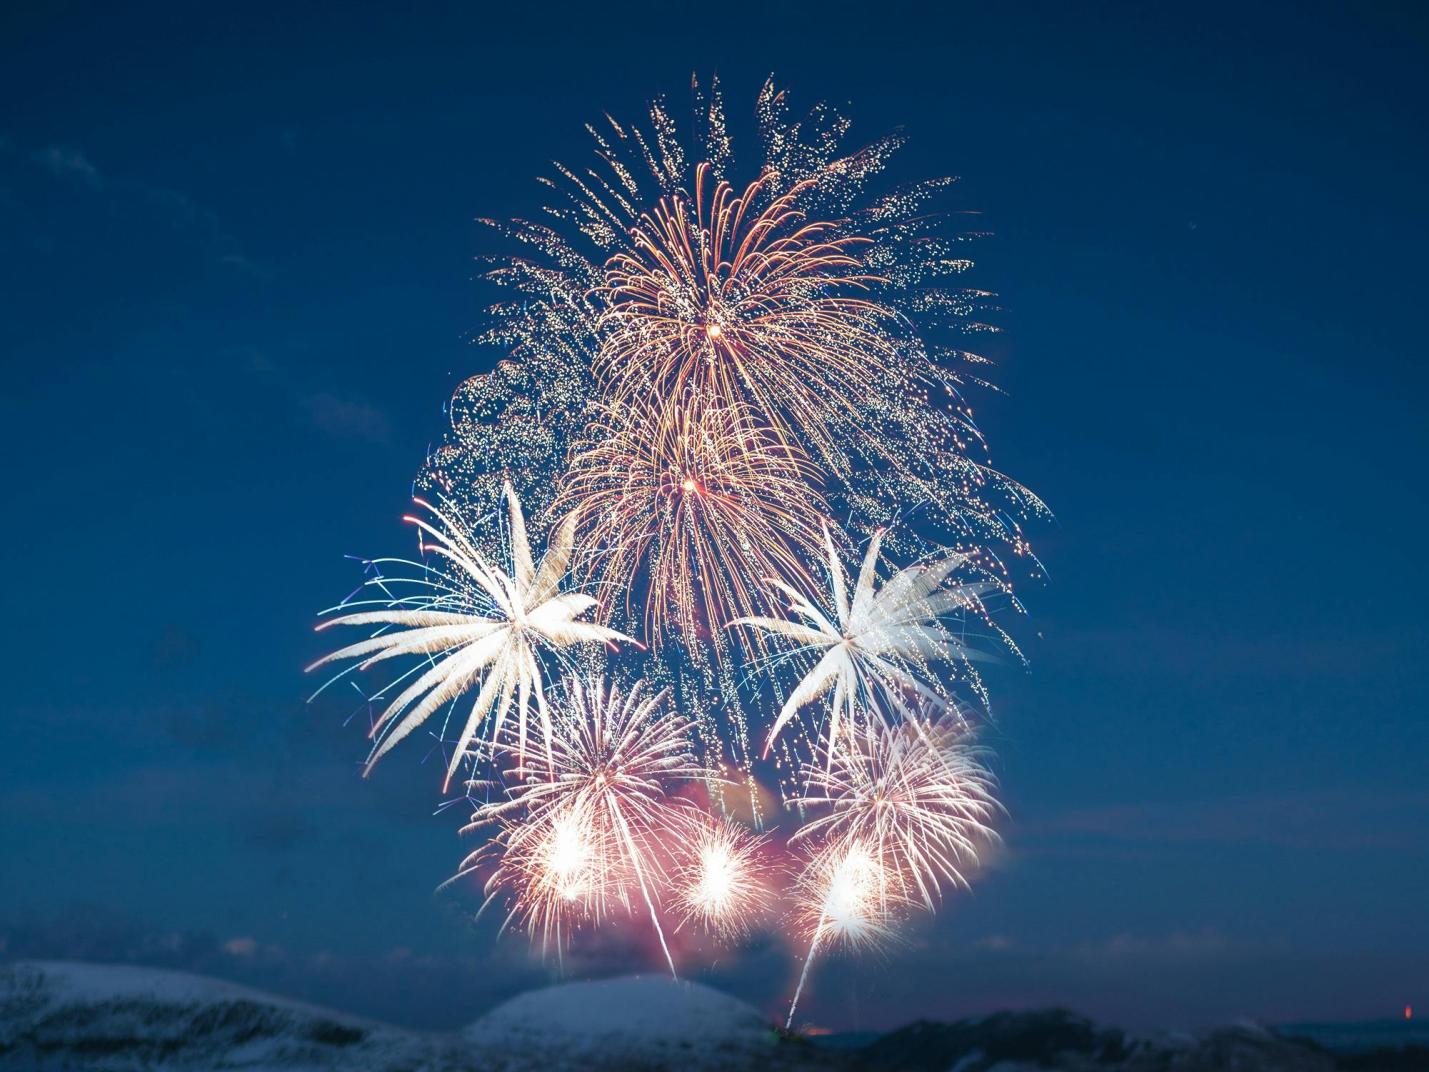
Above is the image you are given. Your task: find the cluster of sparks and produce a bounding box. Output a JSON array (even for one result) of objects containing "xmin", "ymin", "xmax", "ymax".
[{"xmin": 312, "ymin": 77, "xmax": 1044, "ymax": 1026}]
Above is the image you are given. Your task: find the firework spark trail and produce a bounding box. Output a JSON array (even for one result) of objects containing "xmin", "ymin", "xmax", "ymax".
[
  {"xmin": 785, "ymin": 842, "xmax": 892, "ymax": 1030},
  {"xmin": 608, "ymin": 786, "xmax": 679, "ymax": 976},
  {"xmin": 787, "ymin": 927, "xmax": 820, "ymax": 1032},
  {"xmin": 781, "ymin": 717, "xmax": 997, "ymax": 1025}
]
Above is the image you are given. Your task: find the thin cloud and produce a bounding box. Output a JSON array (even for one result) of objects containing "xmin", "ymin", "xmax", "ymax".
[
  {"xmin": 8, "ymin": 140, "xmax": 261, "ymax": 274},
  {"xmin": 235, "ymin": 346, "xmax": 394, "ymax": 444},
  {"xmin": 302, "ymin": 391, "xmax": 392, "ymax": 445},
  {"xmin": 1022, "ymin": 789, "xmax": 1429, "ymax": 853},
  {"xmin": 32, "ymin": 145, "xmax": 104, "ymax": 188}
]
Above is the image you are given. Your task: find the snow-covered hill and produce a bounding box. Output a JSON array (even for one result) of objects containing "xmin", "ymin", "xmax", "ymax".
[
  {"xmin": 464, "ymin": 975, "xmax": 827, "ymax": 1071},
  {"xmin": 857, "ymin": 1009, "xmax": 1339, "ymax": 1072},
  {"xmin": 0, "ymin": 961, "xmax": 471, "ymax": 1071}
]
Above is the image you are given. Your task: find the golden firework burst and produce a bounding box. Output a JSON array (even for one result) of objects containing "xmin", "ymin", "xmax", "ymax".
[{"xmin": 556, "ymin": 393, "xmax": 826, "ymax": 653}]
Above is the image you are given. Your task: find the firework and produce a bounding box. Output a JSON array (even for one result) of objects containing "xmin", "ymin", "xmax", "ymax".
[
  {"xmin": 730, "ymin": 522, "xmax": 1005, "ymax": 760},
  {"xmin": 785, "ymin": 841, "xmax": 897, "ymax": 1029},
  {"xmin": 672, "ymin": 816, "xmax": 775, "ymax": 942},
  {"xmin": 465, "ymin": 804, "xmax": 605, "ymax": 954},
  {"xmin": 318, "ymin": 78, "xmax": 1039, "ymax": 997},
  {"xmin": 556, "ymin": 394, "xmax": 826, "ymax": 653},
  {"xmin": 422, "ymin": 76, "xmax": 1047, "ymax": 644},
  {"xmin": 309, "ymin": 483, "xmax": 635, "ymax": 789},
  {"xmin": 461, "ymin": 677, "xmax": 709, "ymax": 974},
  {"xmin": 777, "ymin": 717, "xmax": 1000, "ymax": 1029},
  {"xmin": 781, "ymin": 716, "xmax": 998, "ymax": 1026},
  {"xmin": 594, "ymin": 163, "xmax": 897, "ymax": 470},
  {"xmin": 794, "ymin": 715, "xmax": 1000, "ymax": 910}
]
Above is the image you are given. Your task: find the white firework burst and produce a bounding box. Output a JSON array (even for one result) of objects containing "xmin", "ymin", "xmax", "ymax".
[
  {"xmin": 730, "ymin": 522, "xmax": 1000, "ymax": 758},
  {"xmin": 462, "ymin": 677, "xmax": 710, "ymax": 973},
  {"xmin": 309, "ymin": 482, "xmax": 636, "ymax": 789},
  {"xmin": 793, "ymin": 715, "xmax": 1000, "ymax": 911}
]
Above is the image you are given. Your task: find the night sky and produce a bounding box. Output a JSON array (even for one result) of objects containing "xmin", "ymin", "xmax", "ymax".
[{"xmin": 2, "ymin": 0, "xmax": 1426, "ymax": 1034}]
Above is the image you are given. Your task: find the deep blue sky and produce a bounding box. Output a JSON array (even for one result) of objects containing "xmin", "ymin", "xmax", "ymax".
[{"xmin": 2, "ymin": 0, "xmax": 1426, "ymax": 1033}]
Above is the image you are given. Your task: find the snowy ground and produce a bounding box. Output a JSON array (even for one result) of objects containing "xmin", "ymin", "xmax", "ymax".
[
  {"xmin": 0, "ymin": 961, "xmax": 827, "ymax": 1071},
  {"xmin": 2, "ymin": 959, "xmax": 1416, "ymax": 1071},
  {"xmin": 0, "ymin": 960, "xmax": 462, "ymax": 1071}
]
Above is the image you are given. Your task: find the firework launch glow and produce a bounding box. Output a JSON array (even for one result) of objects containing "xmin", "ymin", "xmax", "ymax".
[{"xmin": 311, "ymin": 76, "xmax": 1046, "ymax": 1026}]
